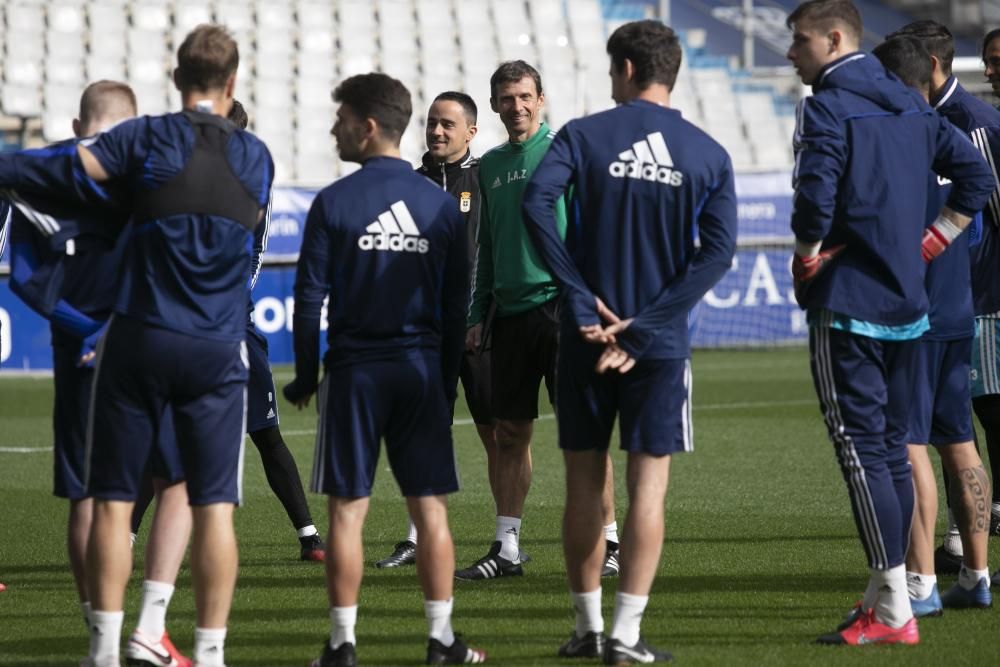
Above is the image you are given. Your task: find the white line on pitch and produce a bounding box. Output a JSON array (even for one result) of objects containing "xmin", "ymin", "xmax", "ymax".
[
  {"xmin": 0, "ymin": 399, "xmax": 817, "ymax": 451},
  {"xmin": 280, "ymin": 398, "xmax": 815, "ymax": 437}
]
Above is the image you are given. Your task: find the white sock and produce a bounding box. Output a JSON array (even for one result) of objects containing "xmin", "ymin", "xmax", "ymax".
[
  {"xmin": 609, "ymin": 591, "xmax": 648, "ymax": 647},
  {"xmin": 958, "ymin": 564, "xmax": 990, "ymax": 590},
  {"xmin": 496, "ymin": 516, "xmax": 521, "ymax": 561},
  {"xmin": 329, "ymin": 605, "xmax": 357, "ymax": 649},
  {"xmin": 992, "ymin": 502, "xmax": 1000, "ymax": 517},
  {"xmin": 88, "ymin": 609, "xmax": 123, "ymax": 665},
  {"xmin": 193, "ymin": 627, "xmax": 227, "ymax": 666},
  {"xmin": 943, "ymin": 509, "xmax": 963, "ymax": 556},
  {"xmin": 861, "ymin": 575, "xmax": 879, "ymax": 611},
  {"xmin": 571, "ymin": 587, "xmax": 603, "ymax": 636},
  {"xmin": 603, "ymin": 522, "xmax": 619, "ymax": 546},
  {"xmin": 905, "ymin": 571, "xmax": 936, "ymax": 600},
  {"xmin": 135, "ymin": 580, "xmax": 174, "ymax": 640},
  {"xmin": 407, "ymin": 517, "xmax": 419, "ymax": 545},
  {"xmin": 870, "ymin": 565, "xmax": 912, "ymax": 628},
  {"xmin": 129, "ymin": 532, "xmax": 137, "ymax": 549},
  {"xmin": 80, "ymin": 601, "xmax": 92, "ymax": 629},
  {"xmin": 424, "ymin": 598, "xmax": 455, "ymax": 646},
  {"xmin": 297, "ymin": 525, "xmax": 318, "ymax": 539}
]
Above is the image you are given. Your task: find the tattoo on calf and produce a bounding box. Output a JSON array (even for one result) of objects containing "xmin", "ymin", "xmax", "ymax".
[{"xmin": 952, "ymin": 465, "xmax": 991, "ymax": 534}]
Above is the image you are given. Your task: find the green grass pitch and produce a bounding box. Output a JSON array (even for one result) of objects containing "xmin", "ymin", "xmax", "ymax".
[{"xmin": 1, "ymin": 348, "xmax": 998, "ymax": 665}]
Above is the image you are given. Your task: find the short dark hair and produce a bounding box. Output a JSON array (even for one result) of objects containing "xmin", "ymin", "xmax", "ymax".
[
  {"xmin": 886, "ymin": 20, "xmax": 954, "ymax": 76},
  {"xmin": 786, "ymin": 0, "xmax": 863, "ymax": 43},
  {"xmin": 873, "ymin": 35, "xmax": 932, "ymax": 92},
  {"xmin": 333, "ymin": 72, "xmax": 412, "ymax": 142},
  {"xmin": 984, "ymin": 28, "xmax": 1000, "ymax": 62},
  {"xmin": 433, "ymin": 91, "xmax": 477, "ymax": 124},
  {"xmin": 176, "ymin": 24, "xmax": 239, "ymax": 91},
  {"xmin": 606, "ymin": 20, "xmax": 683, "ymax": 91},
  {"xmin": 79, "ymin": 80, "xmax": 136, "ymax": 128},
  {"xmin": 489, "ymin": 60, "xmax": 543, "ymax": 100},
  {"xmin": 227, "ymin": 98, "xmax": 248, "ymax": 129}
]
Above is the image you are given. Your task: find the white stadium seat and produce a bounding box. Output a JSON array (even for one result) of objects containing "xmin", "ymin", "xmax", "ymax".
[
  {"xmin": 131, "ymin": 1, "xmax": 171, "ymax": 32},
  {"xmin": 42, "ymin": 108, "xmax": 76, "ymax": 142},
  {"xmin": 214, "ymin": 1, "xmax": 255, "ymax": 33},
  {"xmin": 4, "ymin": 58, "xmax": 42, "ymax": 87},
  {"xmin": 175, "ymin": 2, "xmax": 214, "ymax": 32},
  {"xmin": 86, "ymin": 55, "xmax": 126, "ymax": 82},
  {"xmin": 88, "ymin": 2, "xmax": 129, "ymax": 34},
  {"xmin": 296, "ymin": 0, "xmax": 335, "ymax": 29},
  {"xmin": 255, "ymin": 1, "xmax": 294, "ymax": 31},
  {"xmin": 49, "ymin": 3, "xmax": 86, "ymax": 33}
]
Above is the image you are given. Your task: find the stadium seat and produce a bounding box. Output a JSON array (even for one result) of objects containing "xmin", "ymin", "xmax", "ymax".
[
  {"xmin": 296, "ymin": 78, "xmax": 334, "ymax": 110},
  {"xmin": 130, "ymin": 82, "xmax": 169, "ymax": 115},
  {"xmin": 128, "ymin": 27, "xmax": 169, "ymax": 60},
  {"xmin": 296, "ymin": 0, "xmax": 335, "ymax": 29},
  {"xmin": 86, "ymin": 55, "xmax": 127, "ymax": 82},
  {"xmin": 256, "ymin": 25, "xmax": 295, "ymax": 58},
  {"xmin": 88, "ymin": 2, "xmax": 129, "ymax": 34},
  {"xmin": 6, "ymin": 3, "xmax": 44, "ymax": 34},
  {"xmin": 131, "ymin": 1, "xmax": 171, "ymax": 32},
  {"xmin": 300, "ymin": 27, "xmax": 335, "ymax": 56},
  {"xmin": 45, "ymin": 58, "xmax": 85, "ymax": 87},
  {"xmin": 2, "ymin": 84, "xmax": 43, "ymax": 117},
  {"xmin": 256, "ymin": 1, "xmax": 294, "ymax": 31},
  {"xmin": 48, "ymin": 3, "xmax": 86, "ymax": 34},
  {"xmin": 43, "ymin": 83, "xmax": 80, "ymax": 113},
  {"xmin": 339, "ymin": 0, "xmax": 377, "ymax": 32},
  {"xmin": 214, "ymin": 1, "xmax": 255, "ymax": 33},
  {"xmin": 4, "ymin": 58, "xmax": 42, "ymax": 87},
  {"xmin": 294, "ymin": 149, "xmax": 337, "ymax": 185},
  {"xmin": 297, "ymin": 56, "xmax": 337, "ymax": 89},
  {"xmin": 340, "ymin": 54, "xmax": 377, "ymax": 78},
  {"xmin": 175, "ymin": 1, "xmax": 214, "ymax": 33},
  {"xmin": 46, "ymin": 30, "xmax": 87, "ymax": 61},
  {"xmin": 41, "ymin": 108, "xmax": 75, "ymax": 143}
]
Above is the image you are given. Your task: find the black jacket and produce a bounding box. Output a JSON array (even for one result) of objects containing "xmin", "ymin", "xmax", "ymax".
[{"xmin": 417, "ymin": 150, "xmax": 481, "ymax": 273}]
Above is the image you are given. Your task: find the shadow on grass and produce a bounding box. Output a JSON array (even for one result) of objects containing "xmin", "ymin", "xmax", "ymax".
[
  {"xmin": 1, "ymin": 563, "xmax": 70, "ymax": 575},
  {"xmin": 666, "ymin": 533, "xmax": 857, "ymax": 544},
  {"xmin": 0, "ymin": 636, "xmax": 86, "ymax": 661},
  {"xmin": 651, "ymin": 573, "xmax": 861, "ymax": 595}
]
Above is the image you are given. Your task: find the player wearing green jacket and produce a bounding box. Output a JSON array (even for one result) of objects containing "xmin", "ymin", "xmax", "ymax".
[
  {"xmin": 467, "ymin": 120, "xmax": 565, "ymax": 324},
  {"xmin": 459, "ymin": 61, "xmax": 621, "ymax": 582}
]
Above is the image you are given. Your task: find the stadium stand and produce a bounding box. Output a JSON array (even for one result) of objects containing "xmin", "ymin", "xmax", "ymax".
[{"xmin": 0, "ymin": 0, "xmax": 807, "ymax": 184}]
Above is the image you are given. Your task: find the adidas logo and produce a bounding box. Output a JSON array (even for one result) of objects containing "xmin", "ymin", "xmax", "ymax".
[
  {"xmin": 152, "ymin": 598, "xmax": 167, "ymax": 607},
  {"xmin": 609, "ymin": 131, "xmax": 684, "ymax": 186},
  {"xmin": 504, "ymin": 527, "xmax": 518, "ymax": 535},
  {"xmin": 491, "ymin": 176, "xmax": 502, "ymax": 189},
  {"xmin": 266, "ymin": 408, "xmax": 275, "ymax": 419},
  {"xmin": 358, "ymin": 200, "xmax": 429, "ymax": 254}
]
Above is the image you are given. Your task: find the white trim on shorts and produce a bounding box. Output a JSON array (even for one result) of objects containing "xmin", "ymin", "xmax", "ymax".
[
  {"xmin": 82, "ymin": 314, "xmax": 113, "ymax": 492},
  {"xmin": 310, "ymin": 374, "xmax": 330, "ymax": 493},
  {"xmin": 236, "ymin": 340, "xmax": 249, "ymax": 504},
  {"xmin": 681, "ymin": 359, "xmax": 693, "ymax": 452}
]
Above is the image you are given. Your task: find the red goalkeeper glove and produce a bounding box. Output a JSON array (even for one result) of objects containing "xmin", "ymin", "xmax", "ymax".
[
  {"xmin": 792, "ymin": 244, "xmax": 845, "ymax": 281},
  {"xmin": 792, "ymin": 244, "xmax": 845, "ymax": 306},
  {"xmin": 921, "ymin": 215, "xmax": 963, "ymax": 263}
]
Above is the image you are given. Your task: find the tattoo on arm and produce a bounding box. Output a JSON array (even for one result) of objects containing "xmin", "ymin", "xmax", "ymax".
[{"xmin": 950, "ymin": 465, "xmax": 991, "ymax": 534}]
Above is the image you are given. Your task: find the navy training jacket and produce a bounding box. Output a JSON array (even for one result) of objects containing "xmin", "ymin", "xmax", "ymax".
[{"xmin": 791, "ymin": 53, "xmax": 994, "ymax": 325}]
